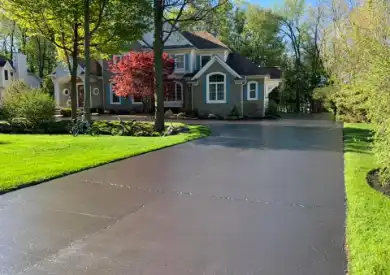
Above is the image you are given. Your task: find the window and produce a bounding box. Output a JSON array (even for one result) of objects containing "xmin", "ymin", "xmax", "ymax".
[
  {"xmin": 174, "ymin": 54, "xmax": 185, "ymax": 70},
  {"xmin": 165, "ymin": 82, "xmax": 183, "ymax": 101},
  {"xmin": 110, "ymin": 84, "xmax": 120, "ymax": 104},
  {"xmin": 113, "ymin": 55, "xmax": 123, "ymax": 65},
  {"xmin": 62, "ymin": 89, "xmax": 70, "ymax": 96},
  {"xmin": 247, "ymin": 81, "xmax": 258, "ymax": 100},
  {"xmin": 92, "ymin": 88, "xmax": 100, "ymax": 96},
  {"xmin": 4, "ymin": 70, "xmax": 8, "ymax": 81},
  {"xmin": 133, "ymin": 96, "xmax": 142, "ymax": 104},
  {"xmin": 201, "ymin": 55, "xmax": 211, "ymax": 68},
  {"xmin": 207, "ymin": 73, "xmax": 226, "ymax": 103}
]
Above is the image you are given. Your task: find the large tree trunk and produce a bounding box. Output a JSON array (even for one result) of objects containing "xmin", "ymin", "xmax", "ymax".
[
  {"xmin": 83, "ymin": 0, "xmax": 91, "ymax": 122},
  {"xmin": 70, "ymin": 25, "xmax": 79, "ymax": 120},
  {"xmin": 153, "ymin": 0, "xmax": 165, "ymax": 132}
]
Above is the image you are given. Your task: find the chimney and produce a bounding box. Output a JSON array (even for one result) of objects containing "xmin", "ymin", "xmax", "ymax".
[{"xmin": 12, "ymin": 52, "xmax": 27, "ymax": 82}]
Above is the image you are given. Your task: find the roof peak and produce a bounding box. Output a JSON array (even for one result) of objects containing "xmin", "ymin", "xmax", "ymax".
[{"xmin": 181, "ymin": 31, "xmax": 228, "ymax": 49}]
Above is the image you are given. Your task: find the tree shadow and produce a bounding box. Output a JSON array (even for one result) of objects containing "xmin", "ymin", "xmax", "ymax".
[
  {"xmin": 191, "ymin": 122, "xmax": 343, "ymax": 152},
  {"xmin": 343, "ymin": 127, "xmax": 372, "ymax": 154},
  {"xmin": 0, "ymin": 141, "xmax": 11, "ymax": 145}
]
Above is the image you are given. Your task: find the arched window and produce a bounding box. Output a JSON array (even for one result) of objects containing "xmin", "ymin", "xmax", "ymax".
[
  {"xmin": 247, "ymin": 81, "xmax": 258, "ymax": 100},
  {"xmin": 207, "ymin": 73, "xmax": 226, "ymax": 103},
  {"xmin": 166, "ymin": 81, "xmax": 183, "ymax": 101}
]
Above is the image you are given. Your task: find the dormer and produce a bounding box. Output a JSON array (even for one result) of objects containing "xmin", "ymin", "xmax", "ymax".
[
  {"xmin": 180, "ymin": 31, "xmax": 231, "ymax": 73},
  {"xmin": 0, "ymin": 55, "xmax": 14, "ymax": 89}
]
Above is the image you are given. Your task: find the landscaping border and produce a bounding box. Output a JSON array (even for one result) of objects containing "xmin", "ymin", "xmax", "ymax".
[{"xmin": 0, "ymin": 125, "xmax": 210, "ymax": 195}]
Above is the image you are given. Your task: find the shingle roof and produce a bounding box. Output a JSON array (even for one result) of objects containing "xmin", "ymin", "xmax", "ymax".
[
  {"xmin": 0, "ymin": 55, "xmax": 10, "ymax": 67},
  {"xmin": 226, "ymin": 52, "xmax": 281, "ymax": 79},
  {"xmin": 181, "ymin": 31, "xmax": 228, "ymax": 49}
]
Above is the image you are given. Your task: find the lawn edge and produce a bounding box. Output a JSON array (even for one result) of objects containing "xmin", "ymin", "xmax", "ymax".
[{"xmin": 0, "ymin": 125, "xmax": 210, "ymax": 195}]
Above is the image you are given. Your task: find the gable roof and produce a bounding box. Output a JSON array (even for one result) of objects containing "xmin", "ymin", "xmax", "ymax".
[
  {"xmin": 226, "ymin": 52, "xmax": 281, "ymax": 79},
  {"xmin": 0, "ymin": 55, "xmax": 11, "ymax": 67},
  {"xmin": 181, "ymin": 31, "xmax": 228, "ymax": 49},
  {"xmin": 191, "ymin": 55, "xmax": 241, "ymax": 80}
]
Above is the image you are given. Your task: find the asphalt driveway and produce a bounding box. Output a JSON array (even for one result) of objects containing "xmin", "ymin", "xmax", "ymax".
[{"xmin": 0, "ymin": 115, "xmax": 345, "ymax": 275}]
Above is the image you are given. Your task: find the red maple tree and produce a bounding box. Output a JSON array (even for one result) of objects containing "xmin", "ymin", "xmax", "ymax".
[{"xmin": 109, "ymin": 52, "xmax": 175, "ymax": 104}]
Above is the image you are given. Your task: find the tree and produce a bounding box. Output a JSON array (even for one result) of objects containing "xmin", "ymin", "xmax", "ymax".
[
  {"xmin": 24, "ymin": 36, "xmax": 57, "ymax": 78},
  {"xmin": 239, "ymin": 5, "xmax": 285, "ymax": 66},
  {"xmin": 277, "ymin": 0, "xmax": 308, "ymax": 112},
  {"xmin": 3, "ymin": 0, "xmax": 150, "ymax": 119},
  {"xmin": 150, "ymin": 0, "xmax": 227, "ymax": 131},
  {"xmin": 109, "ymin": 52, "xmax": 174, "ymax": 112}
]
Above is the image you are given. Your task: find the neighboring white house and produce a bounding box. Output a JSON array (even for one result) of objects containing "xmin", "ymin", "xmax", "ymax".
[{"xmin": 0, "ymin": 53, "xmax": 42, "ymax": 102}]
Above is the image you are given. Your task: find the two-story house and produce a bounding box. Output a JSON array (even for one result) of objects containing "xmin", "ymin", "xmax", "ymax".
[
  {"xmin": 0, "ymin": 53, "xmax": 42, "ymax": 102},
  {"xmin": 51, "ymin": 28, "xmax": 281, "ymax": 117}
]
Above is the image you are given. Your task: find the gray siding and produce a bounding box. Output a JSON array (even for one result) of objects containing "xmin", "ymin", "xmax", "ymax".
[
  {"xmin": 243, "ymin": 78, "xmax": 264, "ymax": 117},
  {"xmin": 57, "ymin": 79, "xmax": 104, "ymax": 109},
  {"xmin": 102, "ymin": 60, "xmax": 143, "ymax": 112},
  {"xmin": 192, "ymin": 62, "xmax": 242, "ymax": 117}
]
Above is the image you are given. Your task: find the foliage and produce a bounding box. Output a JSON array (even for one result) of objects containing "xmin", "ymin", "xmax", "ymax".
[
  {"xmin": 344, "ymin": 123, "xmax": 390, "ymax": 275},
  {"xmin": 41, "ymin": 75, "xmax": 55, "ymax": 97},
  {"xmin": 3, "ymin": 0, "xmax": 151, "ymax": 119},
  {"xmin": 228, "ymin": 106, "xmax": 240, "ymax": 118},
  {"xmin": 2, "ymin": 81, "xmax": 55, "ymax": 128},
  {"xmin": 60, "ymin": 108, "xmax": 72, "ymax": 118},
  {"xmin": 0, "ymin": 124, "xmax": 210, "ymax": 192},
  {"xmin": 266, "ymin": 99, "xmax": 279, "ymax": 116},
  {"xmin": 109, "ymin": 52, "xmax": 174, "ymax": 99},
  {"xmin": 322, "ymin": 0, "xmax": 390, "ymax": 184}
]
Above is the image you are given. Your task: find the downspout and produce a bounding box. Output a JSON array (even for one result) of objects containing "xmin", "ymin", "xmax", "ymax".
[
  {"xmin": 101, "ymin": 60, "xmax": 105, "ymax": 110},
  {"xmin": 241, "ymin": 76, "xmax": 247, "ymax": 117}
]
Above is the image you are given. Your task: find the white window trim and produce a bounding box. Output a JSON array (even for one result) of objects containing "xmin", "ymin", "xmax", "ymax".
[
  {"xmin": 247, "ymin": 81, "xmax": 258, "ymax": 100},
  {"xmin": 113, "ymin": 54, "xmax": 123, "ymax": 65},
  {"xmin": 132, "ymin": 96, "xmax": 143, "ymax": 104},
  {"xmin": 200, "ymin": 54, "xmax": 212, "ymax": 68},
  {"xmin": 174, "ymin": 54, "xmax": 185, "ymax": 71},
  {"xmin": 110, "ymin": 84, "xmax": 121, "ymax": 104},
  {"xmin": 165, "ymin": 81, "xmax": 183, "ymax": 102},
  {"xmin": 206, "ymin": 72, "xmax": 226, "ymax": 104},
  {"xmin": 191, "ymin": 55, "xmax": 242, "ymax": 80}
]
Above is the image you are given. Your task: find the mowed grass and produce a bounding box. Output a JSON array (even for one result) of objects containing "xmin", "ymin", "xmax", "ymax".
[
  {"xmin": 344, "ymin": 123, "xmax": 390, "ymax": 274},
  {"xmin": 0, "ymin": 125, "xmax": 210, "ymax": 193}
]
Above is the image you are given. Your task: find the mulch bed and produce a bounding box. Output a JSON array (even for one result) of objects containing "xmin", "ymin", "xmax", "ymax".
[{"xmin": 367, "ymin": 169, "xmax": 390, "ymax": 196}]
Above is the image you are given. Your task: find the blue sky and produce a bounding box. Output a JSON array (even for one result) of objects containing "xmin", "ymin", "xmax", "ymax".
[{"xmin": 247, "ymin": 0, "xmax": 316, "ymax": 9}]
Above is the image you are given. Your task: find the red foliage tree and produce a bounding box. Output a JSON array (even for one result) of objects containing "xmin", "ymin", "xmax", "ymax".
[{"xmin": 109, "ymin": 52, "xmax": 174, "ymax": 105}]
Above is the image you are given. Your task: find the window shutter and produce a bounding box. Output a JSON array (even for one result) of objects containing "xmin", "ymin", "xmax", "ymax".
[
  {"xmin": 196, "ymin": 55, "xmax": 201, "ymax": 70},
  {"xmin": 203, "ymin": 75, "xmax": 207, "ymax": 104},
  {"xmin": 185, "ymin": 54, "xmax": 190, "ymax": 71},
  {"xmin": 226, "ymin": 74, "xmax": 230, "ymax": 104}
]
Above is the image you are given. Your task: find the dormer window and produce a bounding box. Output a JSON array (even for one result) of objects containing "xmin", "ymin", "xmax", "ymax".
[
  {"xmin": 201, "ymin": 55, "xmax": 212, "ymax": 68},
  {"xmin": 174, "ymin": 54, "xmax": 185, "ymax": 70}
]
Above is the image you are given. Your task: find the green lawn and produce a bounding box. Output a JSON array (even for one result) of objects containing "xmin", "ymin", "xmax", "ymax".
[
  {"xmin": 0, "ymin": 125, "xmax": 209, "ymax": 193},
  {"xmin": 344, "ymin": 123, "xmax": 390, "ymax": 274}
]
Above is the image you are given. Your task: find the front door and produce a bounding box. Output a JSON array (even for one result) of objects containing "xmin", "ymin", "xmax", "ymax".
[{"xmin": 77, "ymin": 85, "xmax": 84, "ymax": 107}]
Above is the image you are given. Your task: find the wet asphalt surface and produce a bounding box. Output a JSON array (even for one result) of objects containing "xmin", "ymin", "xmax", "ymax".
[{"xmin": 0, "ymin": 116, "xmax": 345, "ymax": 275}]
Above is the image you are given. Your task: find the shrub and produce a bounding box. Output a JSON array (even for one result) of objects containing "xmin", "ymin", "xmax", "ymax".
[
  {"xmin": 60, "ymin": 108, "xmax": 72, "ymax": 117},
  {"xmin": 229, "ymin": 106, "xmax": 240, "ymax": 117},
  {"xmin": 266, "ymin": 99, "xmax": 278, "ymax": 116},
  {"xmin": 2, "ymin": 82, "xmax": 55, "ymax": 128},
  {"xmin": 191, "ymin": 108, "xmax": 199, "ymax": 118},
  {"xmin": 208, "ymin": 113, "xmax": 217, "ymax": 119}
]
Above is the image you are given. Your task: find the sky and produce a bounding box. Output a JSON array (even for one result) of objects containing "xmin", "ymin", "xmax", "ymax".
[{"xmin": 248, "ymin": 0, "xmax": 317, "ymax": 9}]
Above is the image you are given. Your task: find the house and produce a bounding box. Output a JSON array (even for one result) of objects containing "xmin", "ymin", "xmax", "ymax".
[
  {"xmin": 0, "ymin": 53, "xmax": 42, "ymax": 101},
  {"xmin": 51, "ymin": 28, "xmax": 281, "ymax": 117}
]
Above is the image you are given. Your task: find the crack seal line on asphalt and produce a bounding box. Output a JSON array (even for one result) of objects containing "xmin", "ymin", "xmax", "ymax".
[
  {"xmin": 14, "ymin": 203, "xmax": 146, "ymax": 275},
  {"xmin": 83, "ymin": 179, "xmax": 325, "ymax": 210}
]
